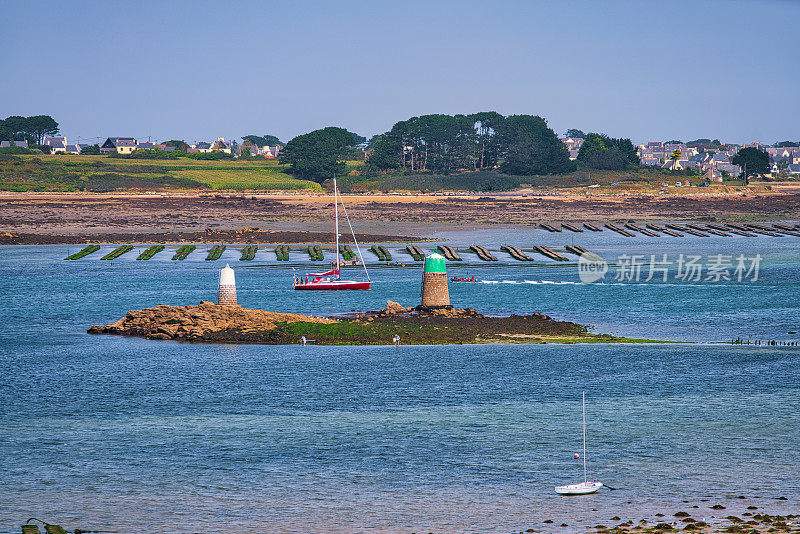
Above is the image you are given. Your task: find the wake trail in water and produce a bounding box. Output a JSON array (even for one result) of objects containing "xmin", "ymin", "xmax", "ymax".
[{"xmin": 480, "ymin": 280, "xmax": 581, "ymax": 285}]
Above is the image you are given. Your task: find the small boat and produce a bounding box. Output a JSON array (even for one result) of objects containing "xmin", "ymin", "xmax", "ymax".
[
  {"xmin": 293, "ymin": 177, "xmax": 371, "ymax": 291},
  {"xmin": 450, "ymin": 275, "xmax": 478, "ymax": 283},
  {"xmin": 555, "ymin": 391, "xmax": 604, "ymax": 495},
  {"xmin": 554, "ymin": 481, "xmax": 603, "ymax": 495}
]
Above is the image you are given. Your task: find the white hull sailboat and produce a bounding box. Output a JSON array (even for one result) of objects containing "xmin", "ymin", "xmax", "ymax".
[{"xmin": 555, "ymin": 391, "xmax": 603, "ymax": 495}]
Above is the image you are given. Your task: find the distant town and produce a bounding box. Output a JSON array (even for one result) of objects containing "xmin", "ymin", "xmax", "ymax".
[
  {"xmin": 4, "ymin": 135, "xmax": 799, "ymax": 179},
  {"xmin": 2, "ymin": 111, "xmax": 799, "ymax": 185},
  {"xmin": 560, "ymin": 136, "xmax": 800, "ymax": 181},
  {"xmin": 1, "ymin": 136, "xmax": 283, "ymax": 159}
]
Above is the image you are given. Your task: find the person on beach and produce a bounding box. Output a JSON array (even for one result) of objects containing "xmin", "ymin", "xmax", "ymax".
[
  {"xmin": 301, "ymin": 335, "xmax": 307, "ymax": 346},
  {"xmin": 392, "ymin": 334, "xmax": 400, "ymax": 346}
]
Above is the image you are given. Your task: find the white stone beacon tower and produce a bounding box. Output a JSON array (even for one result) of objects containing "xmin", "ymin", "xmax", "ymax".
[{"xmin": 217, "ymin": 264, "xmax": 237, "ymax": 306}]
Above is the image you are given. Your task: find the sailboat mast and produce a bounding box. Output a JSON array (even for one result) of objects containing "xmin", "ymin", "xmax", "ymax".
[
  {"xmin": 333, "ymin": 177, "xmax": 340, "ymax": 274},
  {"xmin": 582, "ymin": 391, "xmax": 587, "ymax": 483}
]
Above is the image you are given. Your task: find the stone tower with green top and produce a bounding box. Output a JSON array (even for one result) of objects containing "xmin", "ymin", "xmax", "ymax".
[{"xmin": 420, "ymin": 248, "xmax": 451, "ymax": 308}]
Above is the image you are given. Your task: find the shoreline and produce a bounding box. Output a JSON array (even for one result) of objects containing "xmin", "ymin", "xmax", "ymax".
[
  {"xmin": 87, "ymin": 302, "xmax": 661, "ymax": 345},
  {"xmin": 2, "ymin": 189, "xmax": 800, "ymax": 244}
]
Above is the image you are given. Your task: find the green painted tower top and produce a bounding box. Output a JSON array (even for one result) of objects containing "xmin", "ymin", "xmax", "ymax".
[{"xmin": 424, "ymin": 249, "xmax": 447, "ymax": 273}]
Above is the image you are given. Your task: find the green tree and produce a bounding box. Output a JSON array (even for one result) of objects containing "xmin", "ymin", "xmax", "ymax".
[
  {"xmin": 0, "ymin": 119, "xmax": 10, "ymax": 141},
  {"xmin": 280, "ymin": 127, "xmax": 361, "ymax": 182},
  {"xmin": 577, "ymin": 133, "xmax": 639, "ymax": 170},
  {"xmin": 366, "ymin": 133, "xmax": 404, "ymax": 170},
  {"xmin": 496, "ymin": 115, "xmax": 576, "ymax": 175},
  {"xmin": 775, "ymin": 141, "xmax": 798, "ymax": 148},
  {"xmin": 242, "ymin": 134, "xmax": 282, "ymax": 147},
  {"xmin": 470, "ymin": 111, "xmax": 504, "ymax": 169},
  {"xmin": 80, "ymin": 144, "xmax": 101, "ymax": 155},
  {"xmin": 732, "ymin": 147, "xmax": 770, "ymax": 182},
  {"xmin": 669, "ymin": 149, "xmax": 682, "ymax": 167},
  {"xmin": 164, "ymin": 139, "xmax": 189, "ymax": 151},
  {"xmin": 25, "ymin": 115, "xmax": 59, "ymax": 145},
  {"xmin": 2, "ymin": 116, "xmax": 28, "ymax": 140},
  {"xmin": 565, "ymin": 128, "xmax": 586, "ymax": 138}
]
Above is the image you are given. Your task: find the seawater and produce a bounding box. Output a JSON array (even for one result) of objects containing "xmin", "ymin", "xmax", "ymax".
[{"xmin": 1, "ymin": 230, "xmax": 799, "ymax": 533}]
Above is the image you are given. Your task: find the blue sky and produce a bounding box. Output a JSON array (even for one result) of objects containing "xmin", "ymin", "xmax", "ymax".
[{"xmin": 1, "ymin": 0, "xmax": 798, "ymax": 145}]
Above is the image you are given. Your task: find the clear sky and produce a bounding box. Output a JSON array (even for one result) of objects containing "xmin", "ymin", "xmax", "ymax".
[{"xmin": 1, "ymin": 0, "xmax": 798, "ymax": 145}]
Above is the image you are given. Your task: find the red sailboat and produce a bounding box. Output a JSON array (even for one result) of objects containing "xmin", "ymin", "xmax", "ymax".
[{"xmin": 293, "ymin": 177, "xmax": 371, "ymax": 290}]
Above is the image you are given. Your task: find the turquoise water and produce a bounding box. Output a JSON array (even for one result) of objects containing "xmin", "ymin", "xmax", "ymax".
[{"xmin": 1, "ymin": 231, "xmax": 799, "ymax": 533}]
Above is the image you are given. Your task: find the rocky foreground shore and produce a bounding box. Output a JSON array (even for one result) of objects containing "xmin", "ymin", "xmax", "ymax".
[
  {"xmin": 88, "ymin": 301, "xmax": 633, "ymax": 345},
  {"xmin": 88, "ymin": 301, "xmax": 334, "ymax": 342}
]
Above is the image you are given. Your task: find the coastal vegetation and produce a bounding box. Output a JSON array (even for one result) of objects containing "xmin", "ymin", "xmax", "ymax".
[
  {"xmin": 65, "ymin": 244, "xmax": 100, "ymax": 260},
  {"xmin": 306, "ymin": 244, "xmax": 324, "ymax": 261},
  {"xmin": 732, "ymin": 147, "xmax": 771, "ymax": 183},
  {"xmin": 239, "ymin": 245, "xmax": 257, "ymax": 261},
  {"xmin": 172, "ymin": 245, "xmax": 196, "ymax": 260},
  {"xmin": 339, "ymin": 244, "xmax": 356, "ymax": 261},
  {"xmin": 100, "ymin": 244, "xmax": 134, "ymax": 260},
  {"xmin": 369, "ymin": 245, "xmax": 392, "ymax": 261},
  {"xmin": 0, "ymin": 115, "xmax": 59, "ymax": 147},
  {"xmin": 242, "ymin": 134, "xmax": 282, "ymax": 147},
  {"xmin": 577, "ymin": 133, "xmax": 640, "ymax": 170},
  {"xmin": 279, "ymin": 127, "xmax": 364, "ymax": 182},
  {"xmin": 367, "ymin": 112, "xmax": 577, "ymax": 176},
  {"xmin": 275, "ymin": 245, "xmax": 290, "ymax": 261},
  {"xmin": 205, "ymin": 244, "xmax": 226, "ymax": 260},
  {"xmin": 137, "ymin": 245, "xmax": 165, "ymax": 260},
  {"xmin": 0, "ymin": 154, "xmax": 320, "ymax": 192}
]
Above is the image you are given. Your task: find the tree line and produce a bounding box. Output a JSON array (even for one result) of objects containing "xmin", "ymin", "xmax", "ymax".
[
  {"xmin": 0, "ymin": 115, "xmax": 59, "ymax": 146},
  {"xmin": 367, "ymin": 112, "xmax": 577, "ymax": 176},
  {"xmin": 276, "ymin": 113, "xmax": 644, "ymax": 182}
]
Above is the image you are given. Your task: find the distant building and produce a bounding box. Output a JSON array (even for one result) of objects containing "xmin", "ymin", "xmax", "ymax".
[
  {"xmin": 0, "ymin": 140, "xmax": 28, "ymax": 149},
  {"xmin": 256, "ymin": 145, "xmax": 282, "ymax": 158},
  {"xmin": 101, "ymin": 137, "xmax": 137, "ymax": 154},
  {"xmin": 559, "ymin": 137, "xmax": 583, "ymax": 160},
  {"xmin": 43, "ymin": 136, "xmax": 68, "ymax": 153},
  {"xmin": 212, "ymin": 137, "xmax": 233, "ymax": 154}
]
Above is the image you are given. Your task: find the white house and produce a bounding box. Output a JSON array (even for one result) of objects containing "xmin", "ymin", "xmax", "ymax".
[
  {"xmin": 43, "ymin": 136, "xmax": 68, "ymax": 153},
  {"xmin": 101, "ymin": 137, "xmax": 138, "ymax": 154}
]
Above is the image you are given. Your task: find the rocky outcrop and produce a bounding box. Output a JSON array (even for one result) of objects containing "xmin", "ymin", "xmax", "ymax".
[
  {"xmin": 88, "ymin": 301, "xmax": 335, "ymax": 341},
  {"xmin": 88, "ymin": 301, "xmax": 597, "ymax": 345},
  {"xmin": 360, "ymin": 300, "xmax": 486, "ymax": 320}
]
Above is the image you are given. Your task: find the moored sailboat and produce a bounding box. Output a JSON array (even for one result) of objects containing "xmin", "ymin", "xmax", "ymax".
[
  {"xmin": 293, "ymin": 177, "xmax": 371, "ymax": 290},
  {"xmin": 555, "ymin": 391, "xmax": 604, "ymax": 495}
]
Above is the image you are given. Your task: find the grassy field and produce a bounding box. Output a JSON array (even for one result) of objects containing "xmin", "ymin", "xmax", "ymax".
[
  {"xmin": 1, "ymin": 153, "xmax": 762, "ymax": 194},
  {"xmin": 173, "ymin": 167, "xmax": 320, "ymax": 190},
  {"xmin": 0, "ymin": 154, "xmax": 320, "ymax": 192}
]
